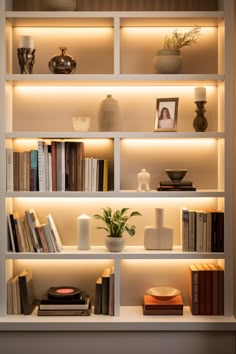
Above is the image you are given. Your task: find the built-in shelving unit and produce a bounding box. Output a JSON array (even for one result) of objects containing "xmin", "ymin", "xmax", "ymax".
[{"xmin": 0, "ymin": 0, "xmax": 235, "ymax": 333}]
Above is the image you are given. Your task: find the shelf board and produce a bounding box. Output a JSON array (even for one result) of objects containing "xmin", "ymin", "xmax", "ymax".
[
  {"xmin": 5, "ymin": 246, "xmax": 225, "ymax": 260},
  {"xmin": 5, "ymin": 132, "xmax": 225, "ymax": 139},
  {"xmin": 0, "ymin": 306, "xmax": 235, "ymax": 332},
  {"xmin": 6, "ymin": 11, "xmax": 224, "ymax": 27},
  {"xmin": 6, "ymin": 74, "xmax": 224, "ymax": 86},
  {"xmin": 5, "ymin": 190, "xmax": 225, "ymax": 198}
]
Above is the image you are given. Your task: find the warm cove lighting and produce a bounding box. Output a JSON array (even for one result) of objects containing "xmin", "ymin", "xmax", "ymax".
[
  {"xmin": 12, "ymin": 138, "xmax": 111, "ymax": 150},
  {"xmin": 14, "ymin": 85, "xmax": 216, "ymax": 95},
  {"xmin": 15, "ymin": 27, "xmax": 112, "ymax": 38},
  {"xmin": 121, "ymin": 26, "xmax": 216, "ymax": 37},
  {"xmin": 121, "ymin": 138, "xmax": 217, "ymax": 148}
]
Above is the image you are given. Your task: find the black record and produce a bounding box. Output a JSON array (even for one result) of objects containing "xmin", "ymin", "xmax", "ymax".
[{"xmin": 48, "ymin": 286, "xmax": 81, "ymax": 299}]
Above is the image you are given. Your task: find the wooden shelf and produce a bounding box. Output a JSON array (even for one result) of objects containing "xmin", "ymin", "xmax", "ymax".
[
  {"xmin": 6, "ymin": 74, "xmax": 224, "ymax": 86},
  {"xmin": 5, "ymin": 245, "xmax": 225, "ymax": 260},
  {"xmin": 0, "ymin": 306, "xmax": 235, "ymax": 332}
]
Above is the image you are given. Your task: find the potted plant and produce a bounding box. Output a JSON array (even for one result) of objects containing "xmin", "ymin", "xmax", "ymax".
[
  {"xmin": 154, "ymin": 26, "xmax": 201, "ymax": 74},
  {"xmin": 93, "ymin": 207, "xmax": 142, "ymax": 252}
]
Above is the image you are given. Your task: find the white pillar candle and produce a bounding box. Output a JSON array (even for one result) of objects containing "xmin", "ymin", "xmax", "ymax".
[
  {"xmin": 194, "ymin": 87, "xmax": 206, "ymax": 102},
  {"xmin": 77, "ymin": 214, "xmax": 91, "ymax": 250},
  {"xmin": 19, "ymin": 35, "xmax": 34, "ymax": 49}
]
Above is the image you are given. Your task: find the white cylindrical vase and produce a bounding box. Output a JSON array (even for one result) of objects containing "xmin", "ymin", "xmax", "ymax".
[
  {"xmin": 98, "ymin": 94, "xmax": 121, "ymax": 131},
  {"xmin": 77, "ymin": 214, "xmax": 91, "ymax": 250}
]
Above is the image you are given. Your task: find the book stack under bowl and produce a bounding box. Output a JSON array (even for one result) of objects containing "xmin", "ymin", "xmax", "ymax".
[
  {"xmin": 157, "ymin": 180, "xmax": 196, "ymax": 191},
  {"xmin": 157, "ymin": 169, "xmax": 196, "ymax": 191},
  {"xmin": 37, "ymin": 286, "xmax": 91, "ymax": 316},
  {"xmin": 143, "ymin": 287, "xmax": 183, "ymax": 315}
]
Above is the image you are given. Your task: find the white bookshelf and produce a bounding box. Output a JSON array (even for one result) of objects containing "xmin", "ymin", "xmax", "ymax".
[{"xmin": 0, "ymin": 0, "xmax": 235, "ymax": 331}]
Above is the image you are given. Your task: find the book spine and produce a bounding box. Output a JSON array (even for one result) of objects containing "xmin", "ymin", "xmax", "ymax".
[
  {"xmin": 6, "ymin": 148, "xmax": 13, "ymax": 192},
  {"xmin": 202, "ymin": 264, "xmax": 212, "ymax": 315},
  {"xmin": 18, "ymin": 272, "xmax": 34, "ymax": 315},
  {"xmin": 189, "ymin": 265, "xmax": 199, "ymax": 315},
  {"xmin": 30, "ymin": 150, "xmax": 39, "ymax": 191},
  {"xmin": 188, "ymin": 211, "xmax": 196, "ymax": 252},
  {"xmin": 94, "ymin": 278, "xmax": 102, "ymax": 315},
  {"xmin": 195, "ymin": 264, "xmax": 206, "ymax": 315},
  {"xmin": 37, "ymin": 309, "xmax": 91, "ymax": 316},
  {"xmin": 37, "ymin": 141, "xmax": 45, "ymax": 192},
  {"xmin": 181, "ymin": 208, "xmax": 189, "ymax": 252}
]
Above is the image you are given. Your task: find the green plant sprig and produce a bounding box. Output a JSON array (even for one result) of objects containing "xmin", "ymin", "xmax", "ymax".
[
  {"xmin": 163, "ymin": 26, "xmax": 201, "ymax": 50},
  {"xmin": 93, "ymin": 207, "xmax": 142, "ymax": 237}
]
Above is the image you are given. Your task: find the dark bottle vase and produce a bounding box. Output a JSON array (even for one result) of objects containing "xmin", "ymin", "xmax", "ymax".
[{"xmin": 48, "ymin": 47, "xmax": 76, "ymax": 74}]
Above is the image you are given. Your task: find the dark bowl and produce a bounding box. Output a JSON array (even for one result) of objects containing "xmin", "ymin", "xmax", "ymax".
[{"xmin": 165, "ymin": 169, "xmax": 188, "ymax": 182}]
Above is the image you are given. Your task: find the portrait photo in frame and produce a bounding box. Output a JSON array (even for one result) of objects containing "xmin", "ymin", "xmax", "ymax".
[{"xmin": 154, "ymin": 97, "xmax": 179, "ymax": 131}]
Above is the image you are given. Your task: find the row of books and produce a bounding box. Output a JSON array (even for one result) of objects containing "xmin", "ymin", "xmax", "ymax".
[
  {"xmin": 7, "ymin": 270, "xmax": 35, "ymax": 315},
  {"xmin": 181, "ymin": 208, "xmax": 224, "ymax": 252},
  {"xmin": 189, "ymin": 263, "xmax": 224, "ymax": 316},
  {"xmin": 6, "ymin": 141, "xmax": 109, "ymax": 192},
  {"xmin": 7, "ymin": 209, "xmax": 63, "ymax": 253},
  {"xmin": 94, "ymin": 266, "xmax": 115, "ymax": 316}
]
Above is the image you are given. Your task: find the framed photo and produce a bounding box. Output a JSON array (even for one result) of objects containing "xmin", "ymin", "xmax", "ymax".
[{"xmin": 154, "ymin": 97, "xmax": 179, "ymax": 131}]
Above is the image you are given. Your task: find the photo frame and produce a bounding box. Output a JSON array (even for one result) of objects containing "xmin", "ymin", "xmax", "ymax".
[{"xmin": 154, "ymin": 97, "xmax": 179, "ymax": 131}]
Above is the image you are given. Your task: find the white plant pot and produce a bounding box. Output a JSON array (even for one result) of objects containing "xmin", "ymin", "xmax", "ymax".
[
  {"xmin": 153, "ymin": 49, "xmax": 183, "ymax": 74},
  {"xmin": 104, "ymin": 236, "xmax": 125, "ymax": 252}
]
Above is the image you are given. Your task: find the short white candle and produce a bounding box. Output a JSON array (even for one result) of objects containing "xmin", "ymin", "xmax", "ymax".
[
  {"xmin": 19, "ymin": 36, "xmax": 34, "ymax": 49},
  {"xmin": 77, "ymin": 214, "xmax": 91, "ymax": 250},
  {"xmin": 194, "ymin": 87, "xmax": 206, "ymax": 102}
]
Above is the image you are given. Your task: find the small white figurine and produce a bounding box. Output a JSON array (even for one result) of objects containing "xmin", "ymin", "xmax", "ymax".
[{"xmin": 137, "ymin": 168, "xmax": 150, "ymax": 191}]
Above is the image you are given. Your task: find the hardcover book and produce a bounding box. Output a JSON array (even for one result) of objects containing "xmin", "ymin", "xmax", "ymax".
[
  {"xmin": 188, "ymin": 264, "xmax": 199, "ymax": 315},
  {"xmin": 94, "ymin": 277, "xmax": 102, "ymax": 315},
  {"xmin": 101, "ymin": 267, "xmax": 111, "ymax": 315},
  {"xmin": 18, "ymin": 270, "xmax": 35, "ymax": 315},
  {"xmin": 143, "ymin": 294, "xmax": 183, "ymax": 315}
]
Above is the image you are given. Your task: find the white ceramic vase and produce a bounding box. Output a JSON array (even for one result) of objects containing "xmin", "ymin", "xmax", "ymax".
[
  {"xmin": 144, "ymin": 208, "xmax": 173, "ymax": 250},
  {"xmin": 104, "ymin": 236, "xmax": 125, "ymax": 252},
  {"xmin": 153, "ymin": 49, "xmax": 183, "ymax": 74},
  {"xmin": 98, "ymin": 94, "xmax": 121, "ymax": 132},
  {"xmin": 72, "ymin": 116, "xmax": 91, "ymax": 131}
]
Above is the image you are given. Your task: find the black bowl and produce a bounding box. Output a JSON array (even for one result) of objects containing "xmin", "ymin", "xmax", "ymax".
[{"xmin": 165, "ymin": 169, "xmax": 188, "ymax": 182}]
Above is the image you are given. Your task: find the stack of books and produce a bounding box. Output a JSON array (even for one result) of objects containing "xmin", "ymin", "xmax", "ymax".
[
  {"xmin": 143, "ymin": 294, "xmax": 184, "ymax": 315},
  {"xmin": 7, "ymin": 209, "xmax": 63, "ymax": 253},
  {"xmin": 7, "ymin": 269, "xmax": 35, "ymax": 315},
  {"xmin": 6, "ymin": 141, "xmax": 109, "ymax": 192},
  {"xmin": 94, "ymin": 266, "xmax": 115, "ymax": 316},
  {"xmin": 37, "ymin": 286, "xmax": 91, "ymax": 316},
  {"xmin": 181, "ymin": 208, "xmax": 224, "ymax": 253},
  {"xmin": 157, "ymin": 180, "xmax": 196, "ymax": 191},
  {"xmin": 189, "ymin": 263, "xmax": 224, "ymax": 315}
]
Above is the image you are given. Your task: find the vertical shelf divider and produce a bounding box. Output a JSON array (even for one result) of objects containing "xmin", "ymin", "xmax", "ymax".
[
  {"xmin": 114, "ymin": 258, "xmax": 120, "ymax": 316},
  {"xmin": 113, "ymin": 134, "xmax": 121, "ymax": 193},
  {"xmin": 113, "ymin": 15, "xmax": 120, "ymax": 75}
]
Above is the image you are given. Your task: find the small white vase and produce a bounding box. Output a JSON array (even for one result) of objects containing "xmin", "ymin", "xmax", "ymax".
[
  {"xmin": 72, "ymin": 116, "xmax": 91, "ymax": 132},
  {"xmin": 144, "ymin": 208, "xmax": 173, "ymax": 250},
  {"xmin": 104, "ymin": 236, "xmax": 125, "ymax": 252},
  {"xmin": 153, "ymin": 49, "xmax": 183, "ymax": 74},
  {"xmin": 98, "ymin": 94, "xmax": 121, "ymax": 132}
]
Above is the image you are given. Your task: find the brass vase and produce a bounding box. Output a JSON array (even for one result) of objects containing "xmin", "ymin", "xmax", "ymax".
[{"xmin": 48, "ymin": 47, "xmax": 76, "ymax": 74}]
